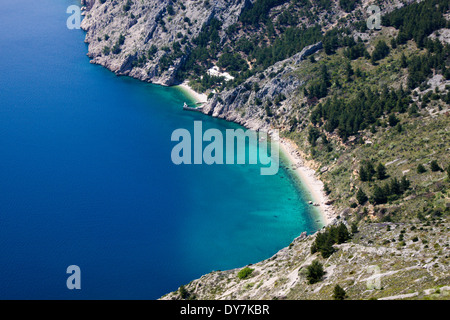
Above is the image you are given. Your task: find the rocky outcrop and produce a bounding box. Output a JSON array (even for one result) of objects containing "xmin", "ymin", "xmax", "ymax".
[
  {"xmin": 202, "ymin": 42, "xmax": 323, "ymax": 132},
  {"xmin": 80, "ymin": 0, "xmax": 248, "ymax": 85}
]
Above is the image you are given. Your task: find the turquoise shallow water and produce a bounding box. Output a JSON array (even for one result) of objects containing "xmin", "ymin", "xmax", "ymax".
[{"xmin": 0, "ymin": 0, "xmax": 322, "ymax": 299}]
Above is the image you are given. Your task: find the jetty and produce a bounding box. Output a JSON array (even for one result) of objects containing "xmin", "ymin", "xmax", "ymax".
[{"xmin": 183, "ymin": 102, "xmax": 204, "ymax": 113}]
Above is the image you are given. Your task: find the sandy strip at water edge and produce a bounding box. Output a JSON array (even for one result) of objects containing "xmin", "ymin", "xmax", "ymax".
[
  {"xmin": 175, "ymin": 81, "xmax": 208, "ymax": 104},
  {"xmin": 277, "ymin": 137, "xmax": 337, "ymax": 226}
]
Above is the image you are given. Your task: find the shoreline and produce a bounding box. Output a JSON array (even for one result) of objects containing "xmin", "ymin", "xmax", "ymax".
[
  {"xmin": 175, "ymin": 81, "xmax": 208, "ymax": 104},
  {"xmin": 175, "ymin": 82, "xmax": 336, "ymax": 226},
  {"xmin": 277, "ymin": 138, "xmax": 336, "ymax": 226}
]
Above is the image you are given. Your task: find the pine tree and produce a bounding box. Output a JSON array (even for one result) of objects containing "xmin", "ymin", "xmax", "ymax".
[
  {"xmin": 321, "ymin": 235, "xmax": 336, "ymax": 258},
  {"xmin": 430, "ymin": 160, "xmax": 442, "ymax": 172},
  {"xmin": 417, "ymin": 164, "xmax": 426, "ymax": 173},
  {"xmin": 179, "ymin": 285, "xmax": 189, "ymax": 299},
  {"xmin": 388, "ymin": 113, "xmax": 399, "ymax": 127},
  {"xmin": 372, "ymin": 184, "xmax": 387, "ymax": 204},
  {"xmin": 336, "ymin": 223, "xmax": 351, "ymax": 244},
  {"xmin": 400, "ymin": 53, "xmax": 408, "ymax": 68},
  {"xmin": 390, "ymin": 177, "xmax": 401, "ymax": 196},
  {"xmin": 371, "ymin": 40, "xmax": 390, "ymax": 63},
  {"xmin": 356, "ymin": 188, "xmax": 368, "ymax": 205},
  {"xmin": 400, "ymin": 176, "xmax": 410, "ymax": 192},
  {"xmin": 333, "ymin": 284, "xmax": 347, "ymax": 300},
  {"xmin": 376, "ymin": 163, "xmax": 387, "ymax": 180},
  {"xmin": 306, "ymin": 260, "xmax": 325, "ymax": 284},
  {"xmin": 345, "ymin": 61, "xmax": 353, "ymax": 81},
  {"xmin": 359, "ymin": 165, "xmax": 368, "ymax": 182},
  {"xmin": 366, "ymin": 161, "xmax": 376, "ymax": 181}
]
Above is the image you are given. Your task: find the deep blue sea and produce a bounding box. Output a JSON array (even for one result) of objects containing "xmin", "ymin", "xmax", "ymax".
[{"xmin": 0, "ymin": 0, "xmax": 322, "ymax": 299}]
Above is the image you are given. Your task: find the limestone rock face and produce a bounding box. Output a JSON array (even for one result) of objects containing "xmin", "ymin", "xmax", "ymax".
[
  {"xmin": 202, "ymin": 42, "xmax": 323, "ymax": 132},
  {"xmin": 81, "ymin": 0, "xmax": 96, "ymax": 10},
  {"xmin": 81, "ymin": 0, "xmax": 248, "ymax": 86}
]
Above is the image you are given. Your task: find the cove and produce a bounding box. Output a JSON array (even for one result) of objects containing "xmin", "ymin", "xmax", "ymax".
[{"xmin": 0, "ymin": 0, "xmax": 322, "ymax": 299}]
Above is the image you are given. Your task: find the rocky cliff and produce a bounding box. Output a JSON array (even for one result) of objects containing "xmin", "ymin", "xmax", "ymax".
[
  {"xmin": 202, "ymin": 42, "xmax": 323, "ymax": 131},
  {"xmin": 81, "ymin": 0, "xmax": 248, "ymax": 85}
]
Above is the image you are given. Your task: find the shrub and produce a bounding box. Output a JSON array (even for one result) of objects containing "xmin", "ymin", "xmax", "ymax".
[
  {"xmin": 311, "ymin": 223, "xmax": 350, "ymax": 258},
  {"xmin": 417, "ymin": 164, "xmax": 427, "ymax": 173},
  {"xmin": 306, "ymin": 260, "xmax": 324, "ymax": 284},
  {"xmin": 102, "ymin": 46, "xmax": 110, "ymax": 56},
  {"xmin": 324, "ymin": 183, "xmax": 331, "ymax": 195},
  {"xmin": 388, "ymin": 113, "xmax": 399, "ymax": 127},
  {"xmin": 356, "ymin": 188, "xmax": 368, "ymax": 205},
  {"xmin": 371, "ymin": 40, "xmax": 390, "ymax": 63},
  {"xmin": 123, "ymin": 0, "xmax": 132, "ymax": 12},
  {"xmin": 359, "ymin": 161, "xmax": 376, "ymax": 182},
  {"xmin": 179, "ymin": 285, "xmax": 189, "ymax": 299},
  {"xmin": 376, "ymin": 163, "xmax": 387, "ymax": 180},
  {"xmin": 237, "ymin": 267, "xmax": 254, "ymax": 280},
  {"xmin": 351, "ymin": 222, "xmax": 358, "ymax": 234},
  {"xmin": 333, "ymin": 284, "xmax": 347, "ymax": 300},
  {"xmin": 430, "ymin": 160, "xmax": 442, "ymax": 172},
  {"xmin": 167, "ymin": 4, "xmax": 175, "ymax": 15},
  {"xmin": 372, "ymin": 184, "xmax": 387, "ymax": 204}
]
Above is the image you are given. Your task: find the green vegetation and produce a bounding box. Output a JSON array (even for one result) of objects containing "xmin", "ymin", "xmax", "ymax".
[
  {"xmin": 310, "ymin": 86, "xmax": 411, "ymax": 141},
  {"xmin": 333, "ymin": 284, "xmax": 347, "ymax": 300},
  {"xmin": 376, "ymin": 163, "xmax": 387, "ymax": 180},
  {"xmin": 178, "ymin": 284, "xmax": 196, "ymax": 300},
  {"xmin": 430, "ymin": 160, "xmax": 442, "ymax": 172},
  {"xmin": 306, "ymin": 260, "xmax": 324, "ymax": 284},
  {"xmin": 102, "ymin": 46, "xmax": 110, "ymax": 56},
  {"xmin": 167, "ymin": 4, "xmax": 175, "ymax": 15},
  {"xmin": 237, "ymin": 267, "xmax": 255, "ymax": 280},
  {"xmin": 351, "ymin": 222, "xmax": 358, "ymax": 234},
  {"xmin": 311, "ymin": 223, "xmax": 351, "ymax": 258},
  {"xmin": 356, "ymin": 188, "xmax": 368, "ymax": 205},
  {"xmin": 179, "ymin": 285, "xmax": 188, "ymax": 299},
  {"xmin": 123, "ymin": 0, "xmax": 132, "ymax": 12},
  {"xmin": 359, "ymin": 161, "xmax": 376, "ymax": 182},
  {"xmin": 371, "ymin": 40, "xmax": 390, "ymax": 64},
  {"xmin": 217, "ymin": 51, "xmax": 248, "ymax": 72},
  {"xmin": 111, "ymin": 34, "xmax": 125, "ymax": 55},
  {"xmin": 239, "ymin": 0, "xmax": 289, "ymax": 26},
  {"xmin": 371, "ymin": 176, "xmax": 410, "ymax": 204},
  {"xmin": 382, "ymin": 0, "xmax": 448, "ymax": 48},
  {"xmin": 418, "ymin": 164, "xmax": 428, "ymax": 173},
  {"xmin": 339, "ymin": 0, "xmax": 359, "ymax": 12}
]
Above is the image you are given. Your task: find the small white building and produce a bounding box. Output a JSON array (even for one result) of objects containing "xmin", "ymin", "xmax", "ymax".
[{"xmin": 207, "ymin": 66, "xmax": 235, "ymax": 82}]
